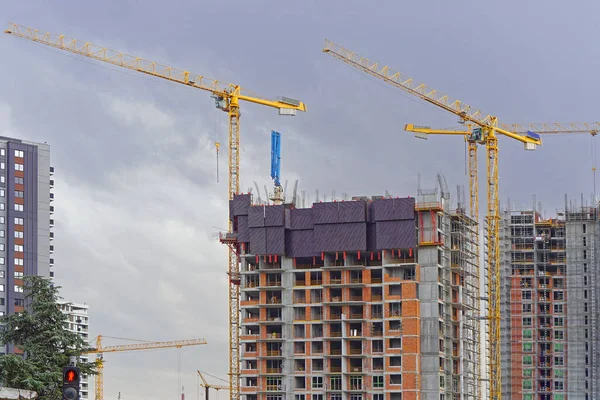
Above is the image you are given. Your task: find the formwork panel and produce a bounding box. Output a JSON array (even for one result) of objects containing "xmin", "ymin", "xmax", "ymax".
[
  {"xmin": 371, "ymin": 197, "xmax": 415, "ymax": 221},
  {"xmin": 286, "ymin": 230, "xmax": 315, "ymax": 258},
  {"xmin": 289, "ymin": 208, "xmax": 313, "ymax": 230},
  {"xmin": 249, "ymin": 227, "xmax": 267, "ymax": 254},
  {"xmin": 313, "ymin": 223, "xmax": 367, "ymax": 252},
  {"xmin": 374, "ymin": 220, "xmax": 416, "ymax": 249}
]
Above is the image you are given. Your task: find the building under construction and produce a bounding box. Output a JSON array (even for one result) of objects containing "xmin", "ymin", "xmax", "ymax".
[
  {"xmin": 499, "ymin": 199, "xmax": 600, "ymax": 399},
  {"xmin": 229, "ymin": 178, "xmax": 481, "ymax": 400}
]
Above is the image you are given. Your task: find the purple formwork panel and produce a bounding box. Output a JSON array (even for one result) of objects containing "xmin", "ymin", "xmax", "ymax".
[
  {"xmin": 248, "ymin": 227, "xmax": 267, "ymax": 254},
  {"xmin": 289, "ymin": 208, "xmax": 314, "ymax": 230},
  {"xmin": 248, "ymin": 205, "xmax": 266, "ymax": 228},
  {"xmin": 230, "ymin": 194, "xmax": 417, "ymax": 257},
  {"xmin": 266, "ymin": 226, "xmax": 285, "ymax": 254},
  {"xmin": 264, "ymin": 205, "xmax": 285, "ymax": 227},
  {"xmin": 374, "ymin": 220, "xmax": 416, "ymax": 249},
  {"xmin": 237, "ymin": 215, "xmax": 250, "ymax": 242},
  {"xmin": 314, "ymin": 223, "xmax": 368, "ymax": 253},
  {"xmin": 371, "ymin": 197, "xmax": 415, "ymax": 221},
  {"xmin": 313, "ymin": 201, "xmax": 367, "ymax": 225},
  {"xmin": 286, "ymin": 230, "xmax": 315, "ymax": 258},
  {"xmin": 232, "ymin": 194, "xmax": 251, "ymax": 217}
]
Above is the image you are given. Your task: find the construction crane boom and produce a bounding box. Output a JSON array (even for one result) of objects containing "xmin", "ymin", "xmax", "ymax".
[
  {"xmin": 324, "ymin": 39, "xmax": 543, "ymax": 400},
  {"xmin": 82, "ymin": 335, "xmax": 207, "ymax": 400},
  {"xmin": 197, "ymin": 370, "xmax": 229, "ymax": 400},
  {"xmin": 6, "ymin": 23, "xmax": 306, "ymax": 400},
  {"xmin": 405, "ymin": 122, "xmax": 600, "ymax": 218}
]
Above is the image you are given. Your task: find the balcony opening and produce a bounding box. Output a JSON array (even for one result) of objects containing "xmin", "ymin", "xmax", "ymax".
[
  {"xmin": 312, "ymin": 324, "xmax": 323, "ymax": 339},
  {"xmin": 295, "ymin": 272, "xmax": 306, "ymax": 286},
  {"xmin": 294, "ymin": 342, "xmax": 305, "ymax": 355},
  {"xmin": 329, "ymin": 270, "xmax": 342, "ymax": 284},
  {"xmin": 371, "ymin": 304, "xmax": 383, "ymax": 319},
  {"xmin": 310, "ymin": 271, "xmax": 322, "ymax": 285},
  {"xmin": 312, "ymin": 358, "xmax": 324, "ymax": 371},
  {"xmin": 371, "ymin": 269, "xmax": 383, "ymax": 283},
  {"xmin": 294, "ymin": 290, "xmax": 306, "ymax": 304},
  {"xmin": 330, "ymin": 340, "xmax": 342, "ymax": 355},
  {"xmin": 349, "ymin": 288, "xmax": 363, "ymax": 302},
  {"xmin": 312, "ymin": 341, "xmax": 323, "ymax": 355},
  {"xmin": 311, "ymin": 306, "xmax": 322, "ymax": 321},
  {"xmin": 349, "ymin": 305, "xmax": 363, "ymax": 319}
]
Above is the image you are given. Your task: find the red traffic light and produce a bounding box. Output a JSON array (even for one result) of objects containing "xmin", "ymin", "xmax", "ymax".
[{"xmin": 65, "ymin": 369, "xmax": 79, "ymax": 382}]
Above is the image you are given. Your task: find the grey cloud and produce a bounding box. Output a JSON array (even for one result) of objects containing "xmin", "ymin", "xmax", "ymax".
[{"xmin": 3, "ymin": 1, "xmax": 600, "ymax": 399}]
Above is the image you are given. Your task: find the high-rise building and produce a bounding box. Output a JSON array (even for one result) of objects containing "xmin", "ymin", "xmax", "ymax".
[
  {"xmin": 0, "ymin": 136, "xmax": 53, "ymax": 355},
  {"xmin": 58, "ymin": 300, "xmax": 91, "ymax": 399},
  {"xmin": 228, "ymin": 181, "xmax": 481, "ymax": 400},
  {"xmin": 500, "ymin": 202, "xmax": 600, "ymax": 399}
]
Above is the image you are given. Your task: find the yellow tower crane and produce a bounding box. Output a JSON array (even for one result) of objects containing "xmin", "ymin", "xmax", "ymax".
[
  {"xmin": 82, "ymin": 335, "xmax": 207, "ymax": 400},
  {"xmin": 5, "ymin": 23, "xmax": 307, "ymax": 400},
  {"xmin": 197, "ymin": 370, "xmax": 230, "ymax": 400},
  {"xmin": 404, "ymin": 122, "xmax": 600, "ymax": 220},
  {"xmin": 323, "ymin": 39, "xmax": 542, "ymax": 400}
]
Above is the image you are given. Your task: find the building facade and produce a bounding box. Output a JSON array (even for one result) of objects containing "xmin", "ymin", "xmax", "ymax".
[
  {"xmin": 500, "ymin": 204, "xmax": 600, "ymax": 399},
  {"xmin": 0, "ymin": 137, "xmax": 53, "ymax": 355},
  {"xmin": 229, "ymin": 185, "xmax": 481, "ymax": 400},
  {"xmin": 58, "ymin": 301, "xmax": 91, "ymax": 399}
]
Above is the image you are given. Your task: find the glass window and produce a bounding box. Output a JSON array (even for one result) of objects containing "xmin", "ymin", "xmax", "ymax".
[
  {"xmin": 523, "ymin": 343, "xmax": 533, "ymax": 352},
  {"xmin": 522, "ymin": 380, "xmax": 532, "ymax": 390},
  {"xmin": 523, "ymin": 355, "xmax": 532, "ymax": 365},
  {"xmin": 523, "ymin": 329, "xmax": 532, "ymax": 339}
]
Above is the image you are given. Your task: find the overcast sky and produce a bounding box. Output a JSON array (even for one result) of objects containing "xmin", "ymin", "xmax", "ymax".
[{"xmin": 2, "ymin": 1, "xmax": 600, "ymax": 399}]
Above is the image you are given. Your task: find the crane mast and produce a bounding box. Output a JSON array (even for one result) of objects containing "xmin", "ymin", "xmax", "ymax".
[
  {"xmin": 323, "ymin": 39, "xmax": 541, "ymax": 400},
  {"xmin": 4, "ymin": 23, "xmax": 306, "ymax": 400}
]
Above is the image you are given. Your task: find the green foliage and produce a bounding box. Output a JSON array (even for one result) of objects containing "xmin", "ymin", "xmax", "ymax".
[{"xmin": 0, "ymin": 276, "xmax": 97, "ymax": 399}]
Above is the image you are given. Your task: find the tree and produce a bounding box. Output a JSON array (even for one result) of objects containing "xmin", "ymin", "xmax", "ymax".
[{"xmin": 0, "ymin": 276, "xmax": 97, "ymax": 399}]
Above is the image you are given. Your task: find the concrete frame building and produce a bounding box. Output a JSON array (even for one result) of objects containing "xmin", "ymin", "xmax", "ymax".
[
  {"xmin": 58, "ymin": 300, "xmax": 91, "ymax": 399},
  {"xmin": 499, "ymin": 201, "xmax": 600, "ymax": 399},
  {"xmin": 229, "ymin": 180, "xmax": 481, "ymax": 400},
  {"xmin": 0, "ymin": 136, "xmax": 53, "ymax": 355}
]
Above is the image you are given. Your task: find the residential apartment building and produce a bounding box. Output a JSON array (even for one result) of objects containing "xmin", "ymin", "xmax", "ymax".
[
  {"xmin": 500, "ymin": 204, "xmax": 600, "ymax": 399},
  {"xmin": 227, "ymin": 182, "xmax": 481, "ymax": 400},
  {"xmin": 0, "ymin": 136, "xmax": 53, "ymax": 355},
  {"xmin": 58, "ymin": 300, "xmax": 91, "ymax": 399}
]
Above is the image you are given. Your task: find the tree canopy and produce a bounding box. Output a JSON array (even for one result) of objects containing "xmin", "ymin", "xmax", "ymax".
[{"xmin": 0, "ymin": 276, "xmax": 97, "ymax": 399}]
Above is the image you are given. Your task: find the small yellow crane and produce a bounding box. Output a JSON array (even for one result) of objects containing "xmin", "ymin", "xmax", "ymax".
[
  {"xmin": 5, "ymin": 23, "xmax": 307, "ymax": 400},
  {"xmin": 323, "ymin": 39, "xmax": 542, "ymax": 400},
  {"xmin": 82, "ymin": 335, "xmax": 207, "ymax": 400},
  {"xmin": 197, "ymin": 370, "xmax": 229, "ymax": 400}
]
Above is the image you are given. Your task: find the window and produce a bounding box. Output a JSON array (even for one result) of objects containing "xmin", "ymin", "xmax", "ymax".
[
  {"xmin": 554, "ymin": 317, "xmax": 564, "ymax": 327},
  {"xmin": 523, "ymin": 343, "xmax": 533, "ymax": 352},
  {"xmin": 555, "ymin": 369, "xmax": 565, "ymax": 378},
  {"xmin": 14, "ymin": 163, "xmax": 23, "ymax": 171},
  {"xmin": 14, "ymin": 191, "xmax": 23, "ymax": 198},
  {"xmin": 554, "ymin": 356, "xmax": 564, "ymax": 366},
  {"xmin": 0, "ymin": 230, "xmax": 4, "ymax": 238},
  {"xmin": 522, "ymin": 329, "xmax": 532, "ymax": 339},
  {"xmin": 522, "ymin": 317, "xmax": 532, "ymax": 326},
  {"xmin": 555, "ymin": 343, "xmax": 565, "ymax": 353},
  {"xmin": 14, "ymin": 150, "xmax": 24, "ymax": 158},
  {"xmin": 0, "ymin": 176, "xmax": 4, "ymax": 184},
  {"xmin": 0, "ymin": 149, "xmax": 4, "ymax": 156},
  {"xmin": 522, "ymin": 380, "xmax": 532, "ymax": 390},
  {"xmin": 312, "ymin": 377, "xmax": 323, "ymax": 389},
  {"xmin": 554, "ymin": 304, "xmax": 564, "ymax": 313},
  {"xmin": 14, "ymin": 272, "xmax": 23, "ymax": 279},
  {"xmin": 523, "ymin": 369, "xmax": 533, "ymax": 377},
  {"xmin": 0, "ymin": 162, "xmax": 4, "ymax": 170},
  {"xmin": 522, "ymin": 304, "xmax": 532, "ymax": 313},
  {"xmin": 522, "ymin": 290, "xmax": 532, "ymax": 300},
  {"xmin": 523, "ymin": 395, "xmax": 533, "ymax": 400},
  {"xmin": 14, "ymin": 204, "xmax": 23, "ymax": 212},
  {"xmin": 0, "ymin": 203, "xmax": 4, "ymax": 211},
  {"xmin": 14, "ymin": 244, "xmax": 23, "ymax": 252},
  {"xmin": 554, "ymin": 381, "xmax": 564, "ymax": 390},
  {"xmin": 0, "ymin": 217, "xmax": 4, "ymax": 224},
  {"xmin": 14, "ymin": 299, "xmax": 23, "ymax": 306},
  {"xmin": 0, "ymin": 257, "xmax": 4, "ymax": 265},
  {"xmin": 372, "ymin": 376, "xmax": 384, "ymax": 388},
  {"xmin": 330, "ymin": 376, "xmax": 342, "ymax": 391},
  {"xmin": 14, "ymin": 177, "xmax": 23, "ymax": 184},
  {"xmin": 0, "ymin": 298, "xmax": 3, "ymax": 305},
  {"xmin": 0, "ymin": 189, "xmax": 4, "ymax": 197},
  {"xmin": 14, "ymin": 285, "xmax": 23, "ymax": 293},
  {"xmin": 0, "ymin": 284, "xmax": 4, "ymax": 292},
  {"xmin": 14, "ymin": 231, "xmax": 23, "ymax": 239},
  {"xmin": 0, "ymin": 271, "xmax": 4, "ymax": 278},
  {"xmin": 554, "ymin": 291, "xmax": 564, "ymax": 300},
  {"xmin": 523, "ymin": 355, "xmax": 532, "ymax": 365},
  {"xmin": 14, "ymin": 217, "xmax": 23, "ymax": 225},
  {"xmin": 555, "ymin": 330, "xmax": 564, "ymax": 340},
  {"xmin": 14, "ymin": 258, "xmax": 23, "ymax": 266}
]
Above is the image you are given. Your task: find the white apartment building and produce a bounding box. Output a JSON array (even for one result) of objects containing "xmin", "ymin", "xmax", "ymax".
[{"xmin": 59, "ymin": 300, "xmax": 91, "ymax": 399}]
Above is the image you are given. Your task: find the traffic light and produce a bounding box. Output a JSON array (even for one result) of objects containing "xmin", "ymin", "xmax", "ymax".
[{"xmin": 62, "ymin": 366, "xmax": 80, "ymax": 400}]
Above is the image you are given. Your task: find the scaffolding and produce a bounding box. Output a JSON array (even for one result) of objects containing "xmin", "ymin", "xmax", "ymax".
[{"xmin": 499, "ymin": 200, "xmax": 600, "ymax": 400}]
